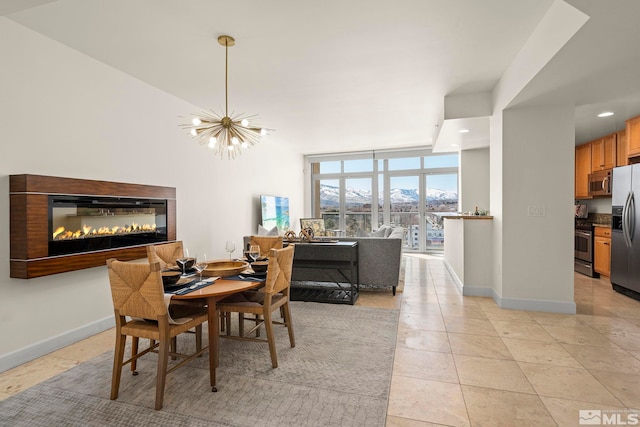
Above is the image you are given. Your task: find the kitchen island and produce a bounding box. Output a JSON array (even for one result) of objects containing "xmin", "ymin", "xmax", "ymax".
[{"xmin": 443, "ymin": 215, "xmax": 493, "ymax": 296}]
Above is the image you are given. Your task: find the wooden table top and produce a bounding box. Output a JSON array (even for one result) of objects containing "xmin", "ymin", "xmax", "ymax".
[{"xmin": 171, "ymin": 278, "xmax": 261, "ymax": 300}]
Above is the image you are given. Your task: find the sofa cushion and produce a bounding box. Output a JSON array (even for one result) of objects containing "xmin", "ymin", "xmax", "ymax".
[
  {"xmin": 356, "ymin": 228, "xmax": 369, "ymax": 237},
  {"xmin": 388, "ymin": 227, "xmax": 404, "ymax": 239},
  {"xmin": 369, "ymin": 224, "xmax": 393, "ymax": 237},
  {"xmin": 369, "ymin": 227, "xmax": 386, "ymax": 237}
]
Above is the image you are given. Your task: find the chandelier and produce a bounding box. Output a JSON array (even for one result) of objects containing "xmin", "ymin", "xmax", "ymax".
[{"xmin": 182, "ymin": 35, "xmax": 268, "ymax": 159}]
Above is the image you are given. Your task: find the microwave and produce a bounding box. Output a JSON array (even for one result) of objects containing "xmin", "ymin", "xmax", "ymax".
[{"xmin": 589, "ymin": 169, "xmax": 612, "ymax": 196}]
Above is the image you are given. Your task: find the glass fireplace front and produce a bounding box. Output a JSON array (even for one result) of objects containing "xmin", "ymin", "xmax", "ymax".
[{"xmin": 48, "ymin": 195, "xmax": 168, "ymax": 256}]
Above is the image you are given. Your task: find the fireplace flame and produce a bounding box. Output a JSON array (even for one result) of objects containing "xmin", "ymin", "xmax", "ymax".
[
  {"xmin": 52, "ymin": 223, "xmax": 157, "ymax": 240},
  {"xmin": 53, "ymin": 226, "xmax": 65, "ymax": 239}
]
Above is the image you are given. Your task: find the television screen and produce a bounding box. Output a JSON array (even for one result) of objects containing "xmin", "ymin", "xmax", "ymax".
[{"xmin": 260, "ymin": 195, "xmax": 290, "ymax": 232}]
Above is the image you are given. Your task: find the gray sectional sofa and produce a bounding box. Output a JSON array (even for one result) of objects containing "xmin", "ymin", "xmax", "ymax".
[
  {"xmin": 328, "ymin": 234, "xmax": 403, "ymax": 295},
  {"xmin": 244, "ymin": 225, "xmax": 404, "ymax": 295}
]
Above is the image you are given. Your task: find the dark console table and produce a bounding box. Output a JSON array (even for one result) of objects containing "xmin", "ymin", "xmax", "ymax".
[{"xmin": 290, "ymin": 241, "xmax": 359, "ymax": 305}]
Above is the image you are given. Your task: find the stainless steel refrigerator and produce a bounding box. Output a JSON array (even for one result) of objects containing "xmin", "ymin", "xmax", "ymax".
[{"xmin": 611, "ymin": 164, "xmax": 640, "ymax": 299}]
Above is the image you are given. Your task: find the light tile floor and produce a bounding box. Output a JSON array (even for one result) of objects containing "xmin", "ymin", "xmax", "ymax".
[{"xmin": 1, "ymin": 253, "xmax": 639, "ymax": 427}]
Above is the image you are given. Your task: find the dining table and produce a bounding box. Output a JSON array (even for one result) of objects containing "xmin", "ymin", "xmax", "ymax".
[{"xmin": 171, "ymin": 278, "xmax": 262, "ymax": 392}]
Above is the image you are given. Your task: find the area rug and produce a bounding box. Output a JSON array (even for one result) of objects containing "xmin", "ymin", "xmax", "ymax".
[{"xmin": 0, "ymin": 301, "xmax": 400, "ymax": 427}]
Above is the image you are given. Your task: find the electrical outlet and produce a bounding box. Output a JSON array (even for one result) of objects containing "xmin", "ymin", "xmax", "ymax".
[{"xmin": 527, "ymin": 205, "xmax": 545, "ymax": 217}]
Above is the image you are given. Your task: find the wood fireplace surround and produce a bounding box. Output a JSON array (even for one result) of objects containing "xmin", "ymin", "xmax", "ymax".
[{"xmin": 10, "ymin": 174, "xmax": 176, "ymax": 279}]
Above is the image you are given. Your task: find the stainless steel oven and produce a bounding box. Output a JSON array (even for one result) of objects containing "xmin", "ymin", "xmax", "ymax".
[{"xmin": 575, "ymin": 225, "xmax": 596, "ymax": 277}]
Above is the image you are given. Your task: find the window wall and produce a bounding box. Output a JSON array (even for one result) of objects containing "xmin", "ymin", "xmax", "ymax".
[{"xmin": 308, "ymin": 150, "xmax": 459, "ymax": 252}]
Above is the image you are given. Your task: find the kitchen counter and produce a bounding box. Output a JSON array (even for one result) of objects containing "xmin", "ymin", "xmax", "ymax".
[{"xmin": 441, "ymin": 215, "xmax": 493, "ymax": 220}]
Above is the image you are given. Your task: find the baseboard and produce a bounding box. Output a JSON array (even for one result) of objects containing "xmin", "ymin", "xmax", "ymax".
[
  {"xmin": 462, "ymin": 286, "xmax": 494, "ymax": 297},
  {"xmin": 443, "ymin": 259, "xmax": 463, "ymax": 293},
  {"xmin": 493, "ymin": 293, "xmax": 576, "ymax": 314},
  {"xmin": 444, "ymin": 259, "xmax": 493, "ymax": 297},
  {"xmin": 443, "ymin": 259, "xmax": 576, "ymax": 313},
  {"xmin": 0, "ymin": 316, "xmax": 114, "ymax": 373}
]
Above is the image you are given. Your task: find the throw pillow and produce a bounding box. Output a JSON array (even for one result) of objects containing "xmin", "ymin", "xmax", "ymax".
[
  {"xmin": 355, "ymin": 228, "xmax": 369, "ymax": 237},
  {"xmin": 258, "ymin": 224, "xmax": 279, "ymax": 236},
  {"xmin": 388, "ymin": 227, "xmax": 404, "ymax": 239},
  {"xmin": 369, "ymin": 227, "xmax": 386, "ymax": 238},
  {"xmin": 383, "ymin": 225, "xmax": 394, "ymax": 238}
]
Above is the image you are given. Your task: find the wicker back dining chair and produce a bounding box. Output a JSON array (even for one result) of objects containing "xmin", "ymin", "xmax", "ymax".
[
  {"xmin": 107, "ymin": 258, "xmax": 208, "ymax": 410},
  {"xmin": 147, "ymin": 240, "xmax": 205, "ymax": 323},
  {"xmin": 218, "ymin": 245, "xmax": 295, "ymax": 368},
  {"xmin": 146, "ymin": 241, "xmax": 184, "ymax": 270},
  {"xmin": 248, "ymin": 235, "xmax": 283, "ymax": 259}
]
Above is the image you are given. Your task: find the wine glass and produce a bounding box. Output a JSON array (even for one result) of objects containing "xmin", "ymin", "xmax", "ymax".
[
  {"xmin": 225, "ymin": 240, "xmax": 236, "ymax": 260},
  {"xmin": 176, "ymin": 248, "xmax": 189, "ymax": 275},
  {"xmin": 248, "ymin": 245, "xmax": 260, "ymax": 263},
  {"xmin": 194, "ymin": 253, "xmax": 208, "ymax": 283}
]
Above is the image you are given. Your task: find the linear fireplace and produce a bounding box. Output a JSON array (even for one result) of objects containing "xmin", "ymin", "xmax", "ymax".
[
  {"xmin": 49, "ymin": 195, "xmax": 168, "ymax": 256},
  {"xmin": 10, "ymin": 174, "xmax": 176, "ymax": 279}
]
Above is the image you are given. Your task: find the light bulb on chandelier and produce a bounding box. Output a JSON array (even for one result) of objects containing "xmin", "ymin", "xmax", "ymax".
[{"xmin": 180, "ymin": 35, "xmax": 271, "ymax": 159}]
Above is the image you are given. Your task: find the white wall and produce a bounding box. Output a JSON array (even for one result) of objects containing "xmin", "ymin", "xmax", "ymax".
[
  {"xmin": 0, "ymin": 19, "xmax": 304, "ymax": 370},
  {"xmin": 492, "ymin": 105, "xmax": 575, "ymax": 313},
  {"xmin": 460, "ymin": 148, "xmax": 490, "ymax": 214}
]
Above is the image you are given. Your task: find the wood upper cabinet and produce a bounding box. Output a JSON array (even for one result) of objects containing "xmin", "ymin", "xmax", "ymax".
[
  {"xmin": 616, "ymin": 129, "xmax": 628, "ymax": 166},
  {"xmin": 591, "ymin": 133, "xmax": 616, "ymax": 171},
  {"xmin": 575, "ymin": 143, "xmax": 592, "ymax": 199},
  {"xmin": 594, "ymin": 226, "xmax": 611, "ymax": 277},
  {"xmin": 626, "ymin": 115, "xmax": 640, "ymax": 159}
]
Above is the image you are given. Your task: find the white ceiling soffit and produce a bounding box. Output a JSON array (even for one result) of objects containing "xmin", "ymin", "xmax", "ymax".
[
  {"xmin": 5, "ymin": 0, "xmax": 554, "ymax": 156},
  {"xmin": 0, "ymin": 0, "xmax": 56, "ymax": 16},
  {"xmin": 507, "ymin": 0, "xmax": 640, "ymax": 145},
  {"xmin": 433, "ymin": 0, "xmax": 589, "ymax": 153},
  {"xmin": 433, "ymin": 117, "xmax": 489, "ymax": 153}
]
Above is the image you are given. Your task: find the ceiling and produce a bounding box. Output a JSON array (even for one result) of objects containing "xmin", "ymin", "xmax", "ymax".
[{"xmin": 3, "ymin": 0, "xmax": 640, "ymax": 156}]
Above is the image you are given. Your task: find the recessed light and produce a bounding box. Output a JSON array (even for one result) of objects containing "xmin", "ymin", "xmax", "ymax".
[
  {"xmin": 597, "ymin": 111, "xmax": 614, "ymax": 117},
  {"xmin": 459, "ymin": 129, "xmax": 470, "ymax": 133},
  {"xmin": 451, "ymin": 143, "xmax": 459, "ymax": 147}
]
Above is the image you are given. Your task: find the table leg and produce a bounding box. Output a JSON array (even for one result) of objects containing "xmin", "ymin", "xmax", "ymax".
[{"xmin": 207, "ymin": 296, "xmax": 219, "ymax": 392}]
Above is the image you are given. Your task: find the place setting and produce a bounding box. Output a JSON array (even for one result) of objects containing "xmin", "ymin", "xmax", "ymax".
[
  {"xmin": 222, "ymin": 244, "xmax": 268, "ymax": 282},
  {"xmin": 162, "ymin": 251, "xmax": 219, "ymax": 295}
]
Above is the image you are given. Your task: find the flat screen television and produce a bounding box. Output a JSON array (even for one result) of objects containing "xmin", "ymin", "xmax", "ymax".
[{"xmin": 260, "ymin": 195, "xmax": 290, "ymax": 232}]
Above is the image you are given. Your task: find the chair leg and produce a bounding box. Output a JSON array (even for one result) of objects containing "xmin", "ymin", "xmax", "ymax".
[
  {"xmin": 195, "ymin": 324, "xmax": 202, "ymax": 354},
  {"xmin": 225, "ymin": 312, "xmax": 231, "ymax": 336},
  {"xmin": 264, "ymin": 310, "xmax": 278, "ymax": 368},
  {"xmin": 220, "ymin": 311, "xmax": 226, "ymax": 332},
  {"xmin": 131, "ymin": 337, "xmax": 139, "ymax": 374},
  {"xmin": 170, "ymin": 336, "xmax": 177, "ymax": 360},
  {"xmin": 111, "ymin": 332, "xmax": 127, "ymax": 400},
  {"xmin": 255, "ymin": 314, "xmax": 261, "ymax": 337},
  {"xmin": 283, "ymin": 302, "xmax": 296, "ymax": 348},
  {"xmin": 238, "ymin": 312, "xmax": 244, "ymax": 337},
  {"xmin": 155, "ymin": 337, "xmax": 170, "ymax": 410}
]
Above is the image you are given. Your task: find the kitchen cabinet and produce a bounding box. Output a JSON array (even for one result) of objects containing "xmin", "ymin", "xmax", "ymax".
[
  {"xmin": 575, "ymin": 143, "xmax": 592, "ymax": 199},
  {"xmin": 616, "ymin": 130, "xmax": 628, "ymax": 166},
  {"xmin": 626, "ymin": 115, "xmax": 640, "ymax": 159},
  {"xmin": 594, "ymin": 226, "xmax": 611, "ymax": 277},
  {"xmin": 591, "ymin": 134, "xmax": 616, "ymax": 171}
]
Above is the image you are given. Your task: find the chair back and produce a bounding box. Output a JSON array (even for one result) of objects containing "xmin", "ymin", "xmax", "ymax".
[
  {"xmin": 107, "ymin": 259, "xmax": 167, "ymax": 320},
  {"xmin": 249, "ymin": 235, "xmax": 283, "ymax": 258},
  {"xmin": 147, "ymin": 241, "xmax": 184, "ymax": 269},
  {"xmin": 264, "ymin": 245, "xmax": 294, "ymax": 294}
]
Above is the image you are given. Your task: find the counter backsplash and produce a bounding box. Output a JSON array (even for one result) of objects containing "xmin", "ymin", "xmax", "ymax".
[{"xmin": 587, "ymin": 213, "xmax": 612, "ymax": 226}]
